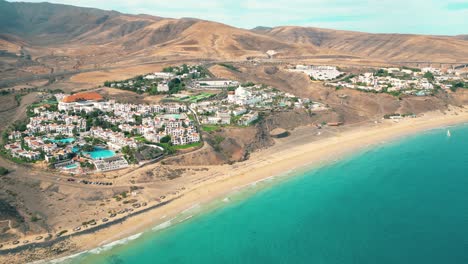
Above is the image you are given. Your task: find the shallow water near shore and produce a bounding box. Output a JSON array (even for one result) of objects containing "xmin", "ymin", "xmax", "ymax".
[{"xmin": 63, "ymin": 125, "xmax": 468, "ymax": 264}]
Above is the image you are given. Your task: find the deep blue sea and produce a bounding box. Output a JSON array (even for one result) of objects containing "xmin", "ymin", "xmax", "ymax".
[{"xmin": 63, "ymin": 125, "xmax": 468, "ymax": 264}]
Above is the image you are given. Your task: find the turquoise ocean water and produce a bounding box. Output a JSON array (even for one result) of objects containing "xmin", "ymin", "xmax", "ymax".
[{"xmin": 63, "ymin": 125, "xmax": 468, "ymax": 264}]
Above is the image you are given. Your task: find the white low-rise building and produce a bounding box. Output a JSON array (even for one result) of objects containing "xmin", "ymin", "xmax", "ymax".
[
  {"xmin": 227, "ymin": 86, "xmax": 262, "ymax": 106},
  {"xmin": 195, "ymin": 79, "xmax": 239, "ymax": 89},
  {"xmin": 239, "ymin": 112, "xmax": 259, "ymax": 126},
  {"xmin": 153, "ymin": 72, "xmax": 176, "ymax": 80},
  {"xmin": 157, "ymin": 82, "xmax": 170, "ymax": 92},
  {"xmin": 231, "ymin": 108, "xmax": 247, "ymax": 116},
  {"xmin": 290, "ymin": 65, "xmax": 343, "ymax": 80},
  {"xmin": 94, "ymin": 156, "xmax": 129, "ymax": 172},
  {"xmin": 422, "ymin": 67, "xmax": 442, "ymax": 75},
  {"xmin": 12, "ymin": 150, "xmax": 41, "ymax": 160}
]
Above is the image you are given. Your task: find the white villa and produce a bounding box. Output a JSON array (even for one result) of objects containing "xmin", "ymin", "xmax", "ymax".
[
  {"xmin": 227, "ymin": 86, "xmax": 262, "ymax": 106},
  {"xmin": 157, "ymin": 82, "xmax": 170, "ymax": 92}
]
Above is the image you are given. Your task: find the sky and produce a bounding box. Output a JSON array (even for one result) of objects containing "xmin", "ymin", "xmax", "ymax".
[{"xmin": 11, "ymin": 0, "xmax": 468, "ymax": 35}]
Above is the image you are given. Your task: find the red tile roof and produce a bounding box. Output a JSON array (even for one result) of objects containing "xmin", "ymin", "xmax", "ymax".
[{"xmin": 62, "ymin": 92, "xmax": 103, "ymax": 103}]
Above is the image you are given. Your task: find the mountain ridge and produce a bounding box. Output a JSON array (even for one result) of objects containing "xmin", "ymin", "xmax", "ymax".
[{"xmin": 0, "ymin": 0, "xmax": 467, "ymax": 65}]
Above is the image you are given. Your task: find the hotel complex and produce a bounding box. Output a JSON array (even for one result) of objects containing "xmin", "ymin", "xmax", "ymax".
[{"xmin": 3, "ymin": 92, "xmax": 200, "ymax": 173}]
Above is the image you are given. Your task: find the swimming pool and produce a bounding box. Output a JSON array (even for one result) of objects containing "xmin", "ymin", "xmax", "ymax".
[
  {"xmin": 163, "ymin": 114, "xmax": 182, "ymax": 120},
  {"xmin": 73, "ymin": 146, "xmax": 116, "ymax": 160},
  {"xmin": 86, "ymin": 148, "xmax": 116, "ymax": 160},
  {"xmin": 50, "ymin": 138, "xmax": 75, "ymax": 144},
  {"xmin": 64, "ymin": 164, "xmax": 78, "ymax": 170}
]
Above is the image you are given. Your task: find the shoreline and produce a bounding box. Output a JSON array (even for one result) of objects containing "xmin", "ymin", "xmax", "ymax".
[{"xmin": 4, "ymin": 107, "xmax": 468, "ymax": 263}]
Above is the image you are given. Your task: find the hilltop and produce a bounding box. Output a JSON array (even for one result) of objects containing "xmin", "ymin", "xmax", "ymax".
[{"xmin": 254, "ymin": 26, "xmax": 468, "ymax": 63}]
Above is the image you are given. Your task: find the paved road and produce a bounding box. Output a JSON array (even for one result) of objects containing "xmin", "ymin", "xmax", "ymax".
[{"xmin": 1, "ymin": 158, "xmax": 121, "ymax": 190}]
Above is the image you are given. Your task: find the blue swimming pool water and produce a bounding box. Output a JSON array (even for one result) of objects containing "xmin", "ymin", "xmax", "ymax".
[
  {"xmin": 64, "ymin": 164, "xmax": 78, "ymax": 169},
  {"xmin": 50, "ymin": 138, "xmax": 75, "ymax": 144},
  {"xmin": 87, "ymin": 148, "xmax": 116, "ymax": 160},
  {"xmin": 85, "ymin": 147, "xmax": 115, "ymax": 160},
  {"xmin": 73, "ymin": 146, "xmax": 116, "ymax": 160}
]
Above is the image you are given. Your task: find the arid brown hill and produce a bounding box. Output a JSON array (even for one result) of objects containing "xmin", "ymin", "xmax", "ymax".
[
  {"xmin": 253, "ymin": 26, "xmax": 468, "ymax": 63},
  {"xmin": 0, "ymin": 0, "xmax": 307, "ymax": 61},
  {"xmin": 0, "ymin": 0, "xmax": 467, "ymax": 65}
]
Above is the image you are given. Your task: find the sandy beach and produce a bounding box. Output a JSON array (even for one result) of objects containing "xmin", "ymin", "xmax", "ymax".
[{"xmin": 4, "ymin": 107, "xmax": 468, "ymax": 263}]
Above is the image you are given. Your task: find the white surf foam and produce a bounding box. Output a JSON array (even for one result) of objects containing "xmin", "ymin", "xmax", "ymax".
[
  {"xmin": 31, "ymin": 250, "xmax": 89, "ymax": 264},
  {"xmin": 181, "ymin": 203, "xmax": 201, "ymax": 214},
  {"xmin": 88, "ymin": 232, "xmax": 142, "ymax": 255},
  {"xmin": 180, "ymin": 215, "xmax": 193, "ymax": 222},
  {"xmin": 152, "ymin": 219, "xmax": 173, "ymax": 231}
]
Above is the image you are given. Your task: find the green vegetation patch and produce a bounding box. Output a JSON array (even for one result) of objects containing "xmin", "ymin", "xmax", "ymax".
[
  {"xmin": 402, "ymin": 66, "xmax": 421, "ymax": 72},
  {"xmin": 218, "ymin": 63, "xmax": 241, "ymax": 72},
  {"xmin": 138, "ymin": 145, "xmax": 164, "ymax": 160},
  {"xmin": 57, "ymin": 230, "xmax": 68, "ymax": 237},
  {"xmin": 173, "ymin": 142, "xmax": 202, "ymax": 150},
  {"xmin": 423, "ymin": 72, "xmax": 435, "ymax": 81},
  {"xmin": 449, "ymin": 81, "xmax": 468, "ymax": 92},
  {"xmin": 30, "ymin": 98, "xmax": 58, "ymax": 109},
  {"xmin": 210, "ymin": 135, "xmax": 225, "ymax": 152},
  {"xmin": 241, "ymin": 82, "xmax": 255, "ymax": 87},
  {"xmin": 188, "ymin": 93, "xmax": 215, "ymax": 103},
  {"xmin": 121, "ymin": 146, "xmax": 138, "ymax": 164},
  {"xmin": 202, "ymin": 125, "xmax": 222, "ymax": 132},
  {"xmin": 0, "ymin": 166, "xmax": 9, "ymax": 176},
  {"xmin": 165, "ymin": 93, "xmax": 215, "ymax": 103}
]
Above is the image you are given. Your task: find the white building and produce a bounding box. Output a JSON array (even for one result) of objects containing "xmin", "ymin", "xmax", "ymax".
[
  {"xmin": 231, "ymin": 108, "xmax": 247, "ymax": 116},
  {"xmin": 291, "ymin": 65, "xmax": 342, "ymax": 81},
  {"xmin": 58, "ymin": 92, "xmax": 104, "ymax": 113},
  {"xmin": 239, "ymin": 112, "xmax": 259, "ymax": 126},
  {"xmin": 195, "ymin": 79, "xmax": 239, "ymax": 89},
  {"xmin": 94, "ymin": 156, "xmax": 129, "ymax": 172},
  {"xmin": 204, "ymin": 111, "xmax": 231, "ymax": 125},
  {"xmin": 421, "ymin": 67, "xmax": 442, "ymax": 75},
  {"xmin": 153, "ymin": 72, "xmax": 176, "ymax": 80},
  {"xmin": 157, "ymin": 82, "xmax": 170, "ymax": 92},
  {"xmin": 227, "ymin": 86, "xmax": 262, "ymax": 106},
  {"xmin": 12, "ymin": 150, "xmax": 41, "ymax": 160},
  {"xmin": 144, "ymin": 74, "xmax": 157, "ymax": 80}
]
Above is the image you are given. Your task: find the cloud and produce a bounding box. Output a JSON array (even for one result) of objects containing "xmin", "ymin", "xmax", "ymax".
[{"xmin": 8, "ymin": 0, "xmax": 468, "ymax": 35}]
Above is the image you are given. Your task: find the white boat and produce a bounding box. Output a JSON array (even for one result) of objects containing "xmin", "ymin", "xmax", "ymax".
[{"xmin": 447, "ymin": 130, "xmax": 451, "ymax": 137}]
